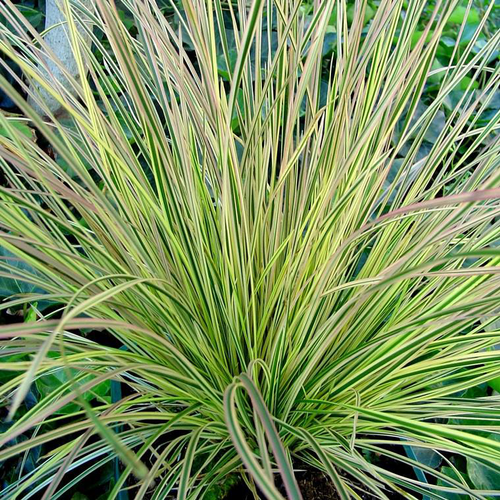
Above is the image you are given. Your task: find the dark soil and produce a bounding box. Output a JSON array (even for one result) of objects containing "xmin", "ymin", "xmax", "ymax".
[
  {"xmin": 225, "ymin": 466, "xmax": 381, "ymax": 500},
  {"xmin": 281, "ymin": 468, "xmax": 351, "ymax": 500}
]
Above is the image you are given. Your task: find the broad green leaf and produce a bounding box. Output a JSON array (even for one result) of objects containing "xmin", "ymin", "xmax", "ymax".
[
  {"xmin": 0, "ymin": 119, "xmax": 33, "ymax": 139},
  {"xmin": 436, "ymin": 466, "xmax": 469, "ymax": 500},
  {"xmin": 71, "ymin": 494, "xmax": 90, "ymax": 500},
  {"xmin": 447, "ymin": 6, "xmax": 480, "ymax": 26},
  {"xmin": 467, "ymin": 436, "xmax": 500, "ymax": 495},
  {"xmin": 410, "ymin": 447, "xmax": 442, "ymax": 469},
  {"xmin": 35, "ymin": 363, "xmax": 110, "ymax": 415},
  {"xmin": 0, "ymin": 247, "xmax": 46, "ymax": 297}
]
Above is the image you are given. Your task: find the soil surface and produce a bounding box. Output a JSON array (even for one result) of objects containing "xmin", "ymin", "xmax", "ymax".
[
  {"xmin": 225, "ymin": 466, "xmax": 381, "ymax": 500},
  {"xmin": 280, "ymin": 468, "xmax": 350, "ymax": 500}
]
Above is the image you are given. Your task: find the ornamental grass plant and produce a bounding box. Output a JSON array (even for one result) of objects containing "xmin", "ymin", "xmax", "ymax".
[{"xmin": 0, "ymin": 0, "xmax": 500, "ymax": 498}]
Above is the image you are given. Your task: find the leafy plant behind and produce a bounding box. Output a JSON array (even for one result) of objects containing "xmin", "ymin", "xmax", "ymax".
[{"xmin": 0, "ymin": 0, "xmax": 500, "ymax": 498}]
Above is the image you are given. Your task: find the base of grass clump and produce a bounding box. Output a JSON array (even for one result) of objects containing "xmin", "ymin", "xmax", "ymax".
[{"xmin": 224, "ymin": 465, "xmax": 379, "ymax": 500}]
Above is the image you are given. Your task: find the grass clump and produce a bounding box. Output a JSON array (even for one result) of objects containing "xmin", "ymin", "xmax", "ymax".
[{"xmin": 0, "ymin": 0, "xmax": 500, "ymax": 498}]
